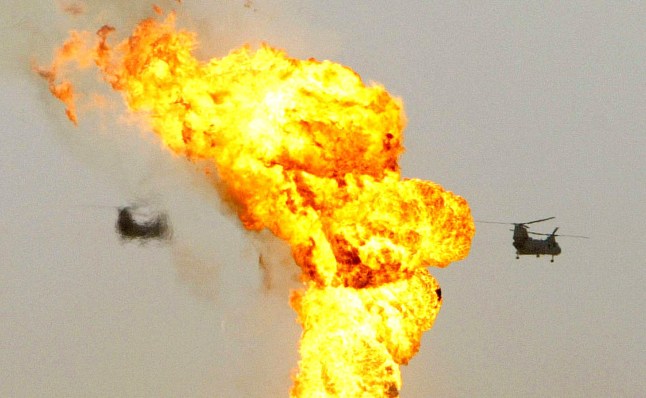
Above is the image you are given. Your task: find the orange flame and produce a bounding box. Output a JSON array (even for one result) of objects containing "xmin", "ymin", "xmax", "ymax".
[{"xmin": 39, "ymin": 12, "xmax": 474, "ymax": 397}]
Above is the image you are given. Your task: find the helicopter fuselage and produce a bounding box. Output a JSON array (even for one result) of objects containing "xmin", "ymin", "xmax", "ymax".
[
  {"xmin": 513, "ymin": 224, "xmax": 561, "ymax": 261},
  {"xmin": 513, "ymin": 237, "xmax": 561, "ymax": 255},
  {"xmin": 116, "ymin": 206, "xmax": 171, "ymax": 241}
]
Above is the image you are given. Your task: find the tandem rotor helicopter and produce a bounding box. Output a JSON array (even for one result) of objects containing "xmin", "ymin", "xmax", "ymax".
[
  {"xmin": 85, "ymin": 203, "xmax": 172, "ymax": 242},
  {"xmin": 477, "ymin": 217, "xmax": 588, "ymax": 262}
]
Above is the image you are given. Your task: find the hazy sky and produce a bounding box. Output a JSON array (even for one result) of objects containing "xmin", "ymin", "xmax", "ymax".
[{"xmin": 1, "ymin": 1, "xmax": 644, "ymax": 397}]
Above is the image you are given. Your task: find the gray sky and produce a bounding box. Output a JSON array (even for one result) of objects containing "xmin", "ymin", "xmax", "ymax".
[{"xmin": 1, "ymin": 1, "xmax": 644, "ymax": 397}]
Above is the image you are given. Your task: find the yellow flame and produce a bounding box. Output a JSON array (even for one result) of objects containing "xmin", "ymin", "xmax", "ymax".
[
  {"xmin": 39, "ymin": 12, "xmax": 474, "ymax": 397},
  {"xmin": 291, "ymin": 269, "xmax": 441, "ymax": 397}
]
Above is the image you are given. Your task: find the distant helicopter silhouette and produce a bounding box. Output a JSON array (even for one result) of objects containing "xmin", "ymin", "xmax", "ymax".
[
  {"xmin": 80, "ymin": 202, "xmax": 172, "ymax": 242},
  {"xmin": 116, "ymin": 205, "xmax": 171, "ymax": 242},
  {"xmin": 478, "ymin": 217, "xmax": 588, "ymax": 262}
]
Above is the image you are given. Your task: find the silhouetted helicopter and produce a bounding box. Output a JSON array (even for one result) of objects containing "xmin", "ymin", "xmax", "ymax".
[
  {"xmin": 116, "ymin": 205, "xmax": 172, "ymax": 242},
  {"xmin": 478, "ymin": 217, "xmax": 588, "ymax": 262}
]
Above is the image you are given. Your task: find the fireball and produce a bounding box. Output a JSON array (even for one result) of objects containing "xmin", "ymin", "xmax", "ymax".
[{"xmin": 39, "ymin": 12, "xmax": 474, "ymax": 397}]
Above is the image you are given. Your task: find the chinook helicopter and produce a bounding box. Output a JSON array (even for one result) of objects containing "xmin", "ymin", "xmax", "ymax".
[
  {"xmin": 80, "ymin": 202, "xmax": 172, "ymax": 242},
  {"xmin": 116, "ymin": 204, "xmax": 172, "ymax": 242},
  {"xmin": 478, "ymin": 217, "xmax": 588, "ymax": 262}
]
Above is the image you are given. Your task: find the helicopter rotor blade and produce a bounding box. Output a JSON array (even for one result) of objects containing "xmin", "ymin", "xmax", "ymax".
[
  {"xmin": 527, "ymin": 231, "xmax": 551, "ymax": 236},
  {"xmin": 528, "ymin": 231, "xmax": 589, "ymax": 238},
  {"xmin": 522, "ymin": 217, "xmax": 555, "ymax": 225},
  {"xmin": 476, "ymin": 217, "xmax": 556, "ymax": 226},
  {"xmin": 556, "ymin": 234, "xmax": 589, "ymax": 239},
  {"xmin": 475, "ymin": 220, "xmax": 513, "ymax": 225}
]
